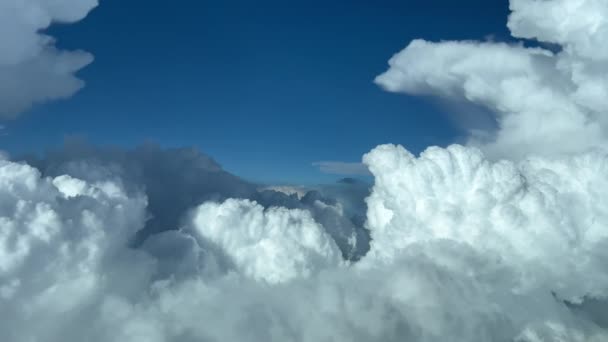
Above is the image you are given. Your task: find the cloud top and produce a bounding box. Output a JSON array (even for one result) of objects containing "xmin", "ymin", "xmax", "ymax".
[
  {"xmin": 3, "ymin": 142, "xmax": 608, "ymax": 341},
  {"xmin": 188, "ymin": 199, "xmax": 343, "ymax": 283},
  {"xmin": 375, "ymin": 0, "xmax": 608, "ymax": 159}
]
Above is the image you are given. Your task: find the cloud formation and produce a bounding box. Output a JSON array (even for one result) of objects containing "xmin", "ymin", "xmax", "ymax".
[
  {"xmin": 363, "ymin": 144, "xmax": 608, "ymax": 301},
  {"xmin": 3, "ymin": 142, "xmax": 608, "ymax": 341},
  {"xmin": 21, "ymin": 141, "xmax": 371, "ymax": 259},
  {"xmin": 2, "ymin": 0, "xmax": 608, "ymax": 341},
  {"xmin": 189, "ymin": 199, "xmax": 344, "ymax": 283},
  {"xmin": 375, "ymin": 0, "xmax": 608, "ymax": 159},
  {"xmin": 0, "ymin": 0, "xmax": 97, "ymax": 118},
  {"xmin": 0, "ymin": 156, "xmax": 150, "ymax": 341},
  {"xmin": 23, "ymin": 141, "xmax": 258, "ymax": 242}
]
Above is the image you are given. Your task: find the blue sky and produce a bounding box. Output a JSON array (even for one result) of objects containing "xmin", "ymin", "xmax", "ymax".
[{"xmin": 1, "ymin": 0, "xmax": 511, "ymax": 184}]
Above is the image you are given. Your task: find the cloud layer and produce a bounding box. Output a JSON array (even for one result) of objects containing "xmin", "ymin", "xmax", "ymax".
[
  {"xmin": 0, "ymin": 0, "xmax": 97, "ymax": 118},
  {"xmin": 2, "ymin": 0, "xmax": 608, "ymax": 341},
  {"xmin": 3, "ymin": 142, "xmax": 608, "ymax": 341}
]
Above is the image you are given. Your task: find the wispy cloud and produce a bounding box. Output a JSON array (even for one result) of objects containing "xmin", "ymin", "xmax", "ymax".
[{"xmin": 313, "ymin": 161, "xmax": 371, "ymax": 176}]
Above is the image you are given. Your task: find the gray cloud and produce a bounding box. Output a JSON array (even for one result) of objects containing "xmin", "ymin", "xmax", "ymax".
[
  {"xmin": 20, "ymin": 139, "xmax": 371, "ymax": 260},
  {"xmin": 0, "ymin": 0, "xmax": 97, "ymax": 118},
  {"xmin": 22, "ymin": 140, "xmax": 258, "ymax": 244}
]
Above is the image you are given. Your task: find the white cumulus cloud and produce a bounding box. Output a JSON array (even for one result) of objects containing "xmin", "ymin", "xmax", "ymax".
[
  {"xmin": 375, "ymin": 0, "xmax": 608, "ymax": 159},
  {"xmin": 3, "ymin": 144, "xmax": 608, "ymax": 341},
  {"xmin": 0, "ymin": 156, "xmax": 151, "ymax": 342},
  {"xmin": 363, "ymin": 144, "xmax": 608, "ymax": 301},
  {"xmin": 188, "ymin": 199, "xmax": 344, "ymax": 283}
]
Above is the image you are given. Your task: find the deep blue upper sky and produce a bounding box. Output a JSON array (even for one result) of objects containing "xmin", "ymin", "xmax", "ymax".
[{"xmin": 2, "ymin": 0, "xmax": 511, "ymax": 184}]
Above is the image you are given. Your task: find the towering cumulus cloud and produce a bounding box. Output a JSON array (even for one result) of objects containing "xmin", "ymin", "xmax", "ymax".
[
  {"xmin": 0, "ymin": 0, "xmax": 97, "ymax": 118},
  {"xmin": 0, "ymin": 156, "xmax": 150, "ymax": 341},
  {"xmin": 376, "ymin": 0, "xmax": 608, "ymax": 159},
  {"xmin": 2, "ymin": 0, "xmax": 608, "ymax": 341}
]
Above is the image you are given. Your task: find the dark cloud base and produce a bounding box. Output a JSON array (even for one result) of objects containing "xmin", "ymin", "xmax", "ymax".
[{"xmin": 20, "ymin": 140, "xmax": 372, "ymax": 260}]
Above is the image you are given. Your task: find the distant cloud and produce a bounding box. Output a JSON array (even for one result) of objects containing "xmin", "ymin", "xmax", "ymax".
[
  {"xmin": 24, "ymin": 140, "xmax": 257, "ymax": 244},
  {"xmin": 23, "ymin": 140, "xmax": 370, "ymax": 259},
  {"xmin": 0, "ymin": 0, "xmax": 97, "ymax": 119},
  {"xmin": 259, "ymin": 185, "xmax": 308, "ymax": 199},
  {"xmin": 313, "ymin": 161, "xmax": 371, "ymax": 176}
]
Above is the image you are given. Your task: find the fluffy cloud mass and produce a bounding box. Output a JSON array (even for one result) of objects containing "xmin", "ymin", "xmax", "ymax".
[
  {"xmin": 3, "ymin": 143, "xmax": 608, "ymax": 341},
  {"xmin": 363, "ymin": 144, "xmax": 608, "ymax": 301},
  {"xmin": 375, "ymin": 0, "xmax": 608, "ymax": 159},
  {"xmin": 189, "ymin": 199, "xmax": 344, "ymax": 283},
  {"xmin": 2, "ymin": 0, "xmax": 608, "ymax": 341},
  {"xmin": 0, "ymin": 0, "xmax": 97, "ymax": 118}
]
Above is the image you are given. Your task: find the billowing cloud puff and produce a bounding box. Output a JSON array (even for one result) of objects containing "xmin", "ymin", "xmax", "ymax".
[
  {"xmin": 0, "ymin": 156, "xmax": 151, "ymax": 342},
  {"xmin": 138, "ymin": 145, "xmax": 607, "ymax": 341},
  {"xmin": 375, "ymin": 0, "xmax": 608, "ymax": 159},
  {"xmin": 508, "ymin": 0, "xmax": 608, "ymax": 60},
  {"xmin": 24, "ymin": 142, "xmax": 258, "ymax": 241},
  {"xmin": 256, "ymin": 187, "xmax": 371, "ymax": 261},
  {"xmin": 0, "ymin": 0, "xmax": 97, "ymax": 118},
  {"xmin": 188, "ymin": 199, "xmax": 343, "ymax": 283},
  {"xmin": 4, "ymin": 143, "xmax": 608, "ymax": 341},
  {"xmin": 363, "ymin": 144, "xmax": 608, "ymax": 301},
  {"xmin": 23, "ymin": 141, "xmax": 370, "ymax": 258}
]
